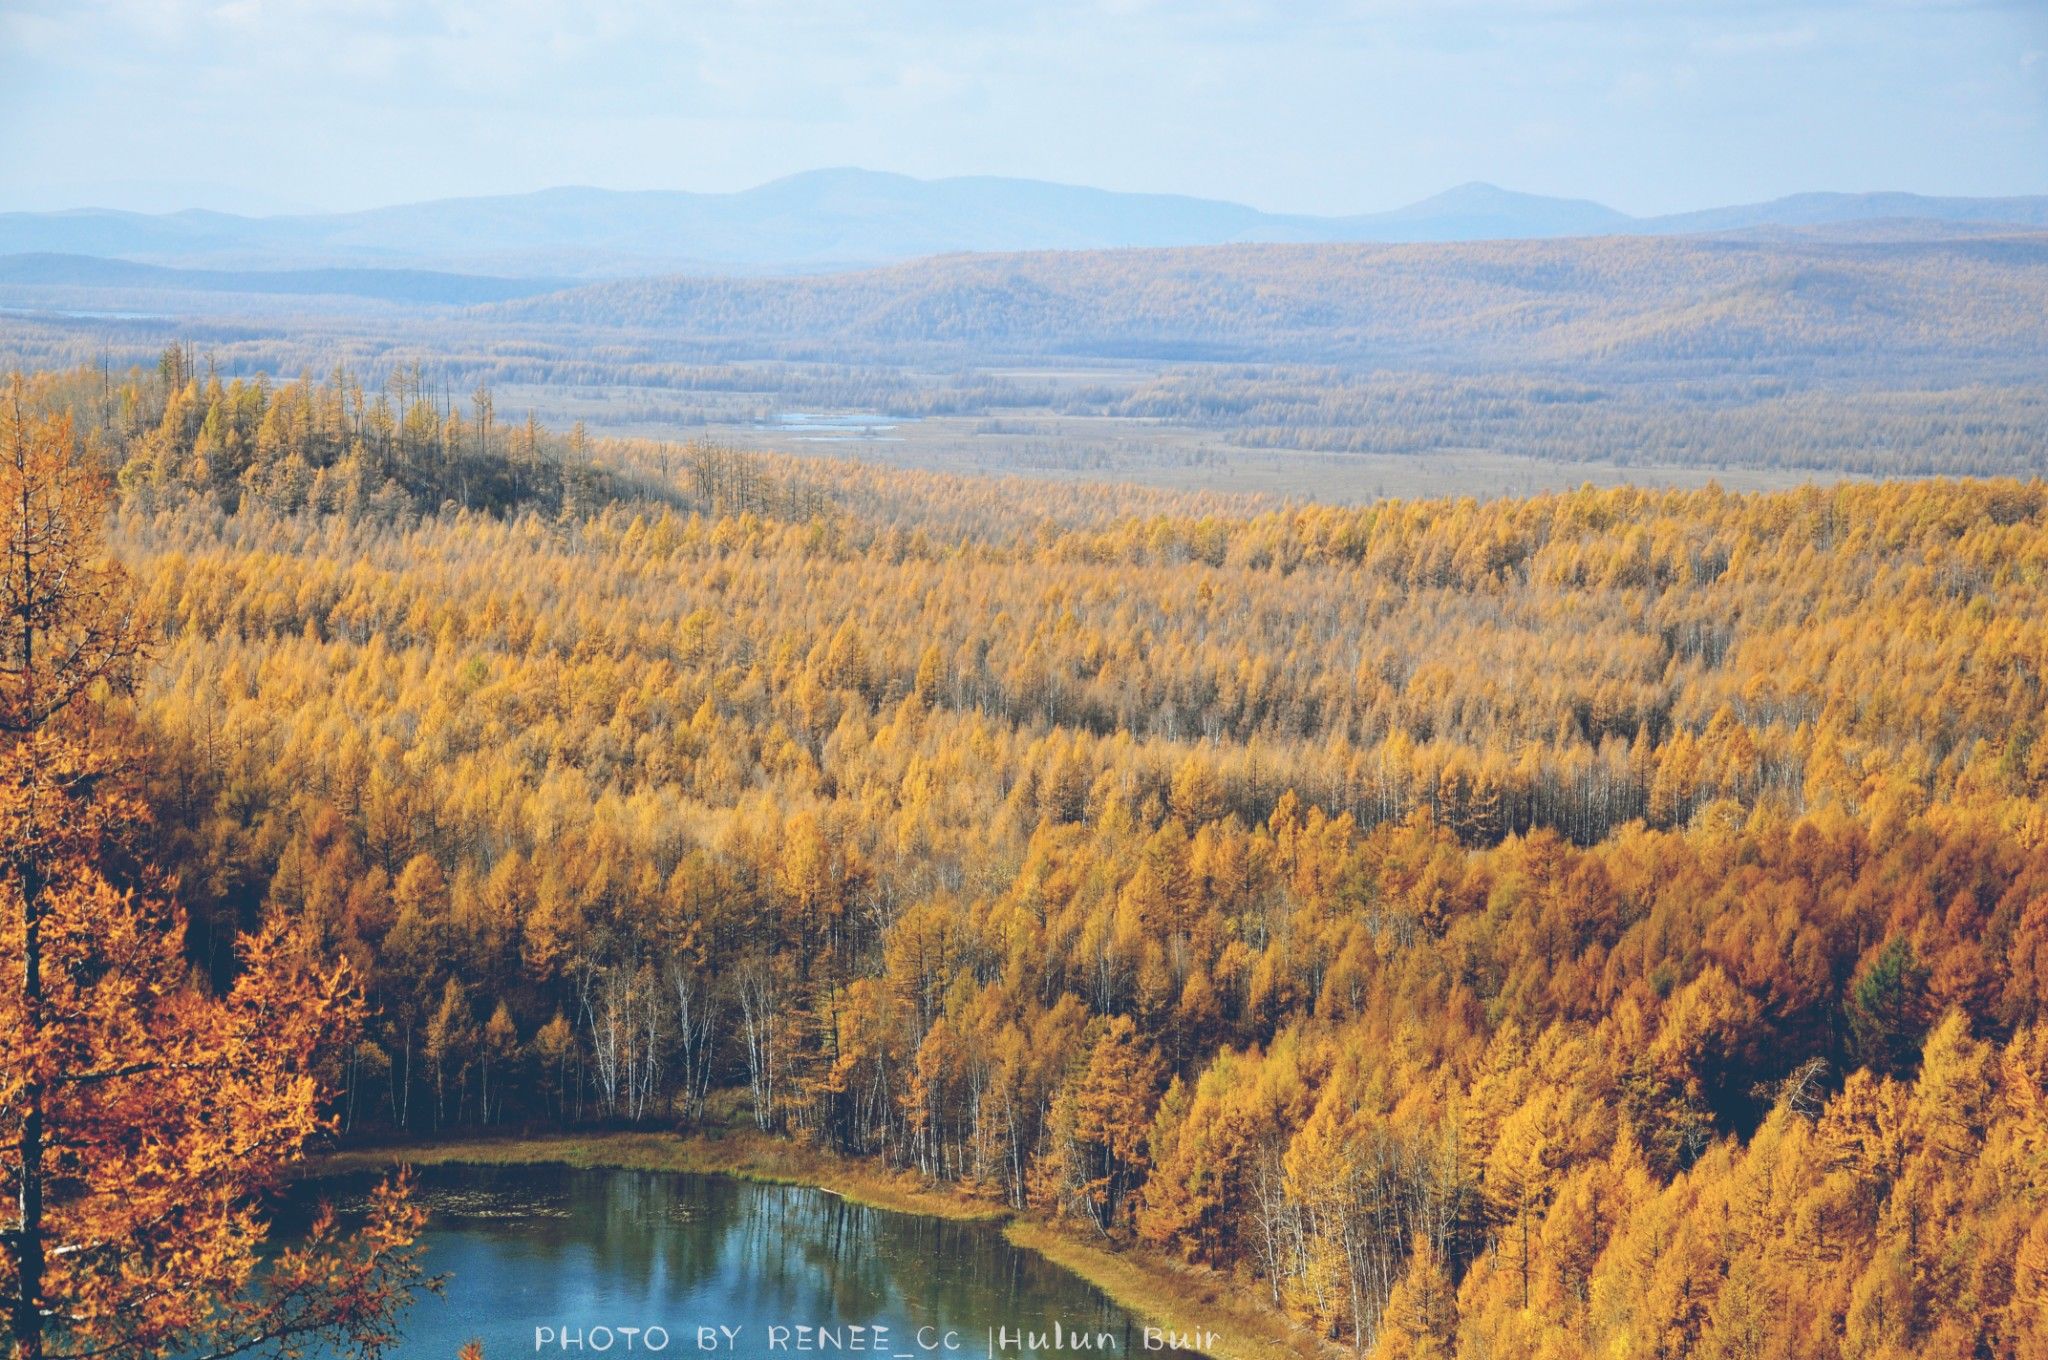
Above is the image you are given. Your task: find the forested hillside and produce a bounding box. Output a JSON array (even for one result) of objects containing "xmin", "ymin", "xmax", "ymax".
[
  {"xmin": 22, "ymin": 358, "xmax": 2048, "ymax": 1358},
  {"xmin": 493, "ymin": 234, "xmax": 2048, "ymax": 369},
  {"xmin": 51, "ymin": 348, "xmax": 625, "ymax": 521}
]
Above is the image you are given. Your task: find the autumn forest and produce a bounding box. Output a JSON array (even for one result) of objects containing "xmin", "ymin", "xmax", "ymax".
[{"xmin": 5, "ymin": 350, "xmax": 2048, "ymax": 1360}]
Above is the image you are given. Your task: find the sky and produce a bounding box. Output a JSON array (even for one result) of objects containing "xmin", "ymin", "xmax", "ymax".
[{"xmin": 0, "ymin": 0, "xmax": 2044, "ymax": 217}]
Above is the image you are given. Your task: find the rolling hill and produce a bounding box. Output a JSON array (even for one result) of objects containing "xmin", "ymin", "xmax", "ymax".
[
  {"xmin": 0, "ymin": 253, "xmax": 561, "ymax": 305},
  {"xmin": 482, "ymin": 233, "xmax": 2048, "ymax": 368}
]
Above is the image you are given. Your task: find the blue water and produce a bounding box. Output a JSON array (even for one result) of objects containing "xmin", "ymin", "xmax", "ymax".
[{"xmin": 288, "ymin": 1165, "xmax": 1190, "ymax": 1360}]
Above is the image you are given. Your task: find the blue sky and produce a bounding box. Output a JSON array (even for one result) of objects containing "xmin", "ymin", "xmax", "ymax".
[{"xmin": 1, "ymin": 0, "xmax": 2043, "ymax": 216}]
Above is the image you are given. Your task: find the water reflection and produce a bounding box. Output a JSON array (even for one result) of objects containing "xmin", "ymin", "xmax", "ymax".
[{"xmin": 292, "ymin": 1165, "xmax": 1155, "ymax": 1360}]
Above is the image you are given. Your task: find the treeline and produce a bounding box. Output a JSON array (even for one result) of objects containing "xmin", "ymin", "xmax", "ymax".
[
  {"xmin": 24, "ymin": 356, "xmax": 2048, "ymax": 1356},
  {"xmin": 33, "ymin": 351, "xmax": 858, "ymax": 528},
  {"xmin": 53, "ymin": 347, "xmax": 618, "ymax": 519},
  {"xmin": 1128, "ymin": 370, "xmax": 2048, "ymax": 478}
]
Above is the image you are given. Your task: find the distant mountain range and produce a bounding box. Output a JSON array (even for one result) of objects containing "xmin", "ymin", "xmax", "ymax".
[{"xmin": 1, "ymin": 169, "xmax": 2044, "ymax": 279}]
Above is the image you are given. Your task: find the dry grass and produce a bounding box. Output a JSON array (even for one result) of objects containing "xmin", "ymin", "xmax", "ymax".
[
  {"xmin": 311, "ymin": 1129, "xmax": 1004, "ymax": 1222},
  {"xmin": 1001, "ymin": 1219, "xmax": 1339, "ymax": 1360}
]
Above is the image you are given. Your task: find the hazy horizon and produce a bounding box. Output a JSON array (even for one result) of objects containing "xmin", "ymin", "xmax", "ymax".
[
  {"xmin": 3, "ymin": 1, "xmax": 2044, "ymax": 218},
  {"xmin": 7, "ymin": 166, "xmax": 2048, "ymax": 224}
]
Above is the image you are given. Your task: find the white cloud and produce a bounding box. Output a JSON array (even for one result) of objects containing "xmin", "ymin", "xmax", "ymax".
[{"xmin": 0, "ymin": 0, "xmax": 2042, "ymax": 214}]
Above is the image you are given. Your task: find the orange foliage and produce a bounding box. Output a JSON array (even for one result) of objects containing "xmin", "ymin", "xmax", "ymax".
[
  {"xmin": 16, "ymin": 358, "xmax": 2048, "ymax": 1355},
  {"xmin": 0, "ymin": 382, "xmax": 429, "ymax": 1360}
]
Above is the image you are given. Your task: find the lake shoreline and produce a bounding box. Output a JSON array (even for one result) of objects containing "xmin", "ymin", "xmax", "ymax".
[{"xmin": 308, "ymin": 1131, "xmax": 1331, "ymax": 1360}]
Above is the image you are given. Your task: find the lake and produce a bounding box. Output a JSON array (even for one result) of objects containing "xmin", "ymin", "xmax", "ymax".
[
  {"xmin": 760, "ymin": 412, "xmax": 906, "ymax": 442},
  {"xmin": 290, "ymin": 1165, "xmax": 1184, "ymax": 1360}
]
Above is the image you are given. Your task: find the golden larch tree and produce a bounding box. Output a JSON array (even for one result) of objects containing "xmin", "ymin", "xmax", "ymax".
[{"xmin": 0, "ymin": 382, "xmax": 428, "ymax": 1360}]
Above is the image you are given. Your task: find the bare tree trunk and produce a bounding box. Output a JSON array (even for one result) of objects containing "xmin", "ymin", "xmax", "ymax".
[
  {"xmin": 12, "ymin": 859, "xmax": 47, "ymax": 1360},
  {"xmin": 737, "ymin": 961, "xmax": 778, "ymax": 1132}
]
